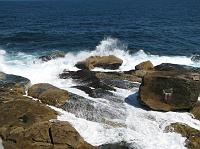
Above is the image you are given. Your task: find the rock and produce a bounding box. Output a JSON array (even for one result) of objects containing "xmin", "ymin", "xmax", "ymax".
[
  {"xmin": 38, "ymin": 50, "xmax": 65, "ymax": 62},
  {"xmin": 28, "ymin": 83, "xmax": 69, "ymax": 106},
  {"xmin": 155, "ymin": 63, "xmax": 200, "ymax": 73},
  {"xmin": 61, "ymin": 93, "xmax": 126, "ymax": 125},
  {"xmin": 165, "ymin": 123, "xmax": 200, "ymax": 149},
  {"xmin": 191, "ymin": 54, "xmax": 200, "ymax": 62},
  {"xmin": 0, "ymin": 71, "xmax": 30, "ymax": 94},
  {"xmin": 0, "ymin": 99, "xmax": 57, "ymax": 128},
  {"xmin": 75, "ymin": 55, "xmax": 123, "ymax": 70},
  {"xmin": 191, "ymin": 102, "xmax": 200, "ymax": 121},
  {"xmin": 99, "ymin": 141, "xmax": 130, "ymax": 149},
  {"xmin": 96, "ymin": 71, "xmax": 142, "ymax": 83},
  {"xmin": 138, "ymin": 71, "xmax": 200, "ymax": 111},
  {"xmin": 0, "ymin": 72, "xmax": 31, "ymax": 103},
  {"xmin": 59, "ymin": 70, "xmax": 116, "ymax": 98},
  {"xmin": 0, "ymin": 73, "xmax": 95, "ymax": 149},
  {"xmin": 1, "ymin": 121, "xmax": 96, "ymax": 149},
  {"xmin": 135, "ymin": 61, "xmax": 154, "ymax": 70}
]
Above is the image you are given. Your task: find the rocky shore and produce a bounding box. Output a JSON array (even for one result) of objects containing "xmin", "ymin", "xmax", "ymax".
[{"xmin": 0, "ymin": 54, "xmax": 200, "ymax": 149}]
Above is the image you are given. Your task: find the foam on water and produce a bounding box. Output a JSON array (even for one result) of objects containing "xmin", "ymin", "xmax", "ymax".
[
  {"xmin": 0, "ymin": 138, "xmax": 3, "ymax": 149},
  {"xmin": 0, "ymin": 37, "xmax": 199, "ymax": 85},
  {"xmin": 49, "ymin": 87, "xmax": 200, "ymax": 149},
  {"xmin": 0, "ymin": 38, "xmax": 200, "ymax": 148}
]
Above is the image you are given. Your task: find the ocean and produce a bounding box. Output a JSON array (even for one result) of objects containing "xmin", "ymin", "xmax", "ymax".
[{"xmin": 0, "ymin": 0, "xmax": 200, "ymax": 149}]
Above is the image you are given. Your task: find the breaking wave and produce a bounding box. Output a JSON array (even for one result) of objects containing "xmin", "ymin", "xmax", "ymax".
[{"xmin": 0, "ymin": 38, "xmax": 200, "ymax": 149}]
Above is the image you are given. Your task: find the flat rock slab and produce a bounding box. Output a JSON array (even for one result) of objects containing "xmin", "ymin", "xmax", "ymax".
[
  {"xmin": 1, "ymin": 121, "xmax": 97, "ymax": 149},
  {"xmin": 28, "ymin": 83, "xmax": 69, "ymax": 106},
  {"xmin": 0, "ymin": 71, "xmax": 30, "ymax": 94}
]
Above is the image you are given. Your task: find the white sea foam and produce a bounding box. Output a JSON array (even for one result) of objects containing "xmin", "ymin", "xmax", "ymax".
[
  {"xmin": 0, "ymin": 138, "xmax": 4, "ymax": 149},
  {"xmin": 0, "ymin": 37, "xmax": 199, "ymax": 84},
  {"xmin": 0, "ymin": 38, "xmax": 200, "ymax": 148},
  {"xmin": 49, "ymin": 87, "xmax": 200, "ymax": 149}
]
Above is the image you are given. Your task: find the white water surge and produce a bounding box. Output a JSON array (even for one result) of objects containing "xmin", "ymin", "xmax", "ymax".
[
  {"xmin": 0, "ymin": 38, "xmax": 200, "ymax": 149},
  {"xmin": 0, "ymin": 138, "xmax": 3, "ymax": 149}
]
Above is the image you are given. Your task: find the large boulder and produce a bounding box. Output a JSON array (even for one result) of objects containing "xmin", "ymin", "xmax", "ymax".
[
  {"xmin": 1, "ymin": 121, "xmax": 96, "ymax": 149},
  {"xmin": 165, "ymin": 123, "xmax": 200, "ymax": 149},
  {"xmin": 138, "ymin": 71, "xmax": 200, "ymax": 111},
  {"xmin": 0, "ymin": 99, "xmax": 57, "ymax": 128},
  {"xmin": 75, "ymin": 55, "xmax": 123, "ymax": 70},
  {"xmin": 28, "ymin": 83, "xmax": 69, "ymax": 106},
  {"xmin": 135, "ymin": 60, "xmax": 154, "ymax": 70},
  {"xmin": 38, "ymin": 50, "xmax": 65, "ymax": 62}
]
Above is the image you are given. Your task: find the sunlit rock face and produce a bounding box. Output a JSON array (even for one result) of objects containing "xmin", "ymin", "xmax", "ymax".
[{"xmin": 139, "ymin": 71, "xmax": 200, "ymax": 111}]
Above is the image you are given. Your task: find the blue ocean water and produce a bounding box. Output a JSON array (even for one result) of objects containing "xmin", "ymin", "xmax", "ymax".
[{"xmin": 0, "ymin": 0, "xmax": 200, "ymax": 56}]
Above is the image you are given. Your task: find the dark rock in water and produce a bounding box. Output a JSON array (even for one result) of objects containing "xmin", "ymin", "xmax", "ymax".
[
  {"xmin": 99, "ymin": 141, "xmax": 131, "ymax": 149},
  {"xmin": 38, "ymin": 50, "xmax": 65, "ymax": 62},
  {"xmin": 96, "ymin": 71, "xmax": 142, "ymax": 83},
  {"xmin": 75, "ymin": 55, "xmax": 123, "ymax": 70},
  {"xmin": 62, "ymin": 93, "xmax": 126, "ymax": 125},
  {"xmin": 139, "ymin": 71, "xmax": 200, "ymax": 111},
  {"xmin": 191, "ymin": 102, "xmax": 200, "ymax": 121},
  {"xmin": 100, "ymin": 78, "xmax": 140, "ymax": 90},
  {"xmin": 74, "ymin": 85, "xmax": 114, "ymax": 98},
  {"xmin": 59, "ymin": 70, "xmax": 116, "ymax": 98},
  {"xmin": 165, "ymin": 123, "xmax": 200, "ymax": 149},
  {"xmin": 28, "ymin": 83, "xmax": 69, "ymax": 106},
  {"xmin": 135, "ymin": 61, "xmax": 154, "ymax": 71},
  {"xmin": 154, "ymin": 63, "xmax": 200, "ymax": 73},
  {"xmin": 191, "ymin": 54, "xmax": 200, "ymax": 62},
  {"xmin": 1, "ymin": 121, "xmax": 97, "ymax": 149}
]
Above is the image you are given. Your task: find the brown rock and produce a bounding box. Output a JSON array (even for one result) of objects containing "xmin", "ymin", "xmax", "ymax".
[
  {"xmin": 191, "ymin": 102, "xmax": 200, "ymax": 121},
  {"xmin": 28, "ymin": 83, "xmax": 69, "ymax": 106},
  {"xmin": 0, "ymin": 99, "xmax": 57, "ymax": 128},
  {"xmin": 135, "ymin": 61, "xmax": 154, "ymax": 70},
  {"xmin": 0, "ymin": 72, "xmax": 31, "ymax": 102},
  {"xmin": 38, "ymin": 50, "xmax": 65, "ymax": 62},
  {"xmin": 2, "ymin": 121, "xmax": 97, "ymax": 149},
  {"xmin": 165, "ymin": 123, "xmax": 200, "ymax": 149},
  {"xmin": 75, "ymin": 55, "xmax": 123, "ymax": 70},
  {"xmin": 139, "ymin": 71, "xmax": 200, "ymax": 111}
]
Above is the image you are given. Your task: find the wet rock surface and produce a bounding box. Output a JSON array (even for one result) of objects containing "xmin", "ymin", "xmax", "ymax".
[
  {"xmin": 165, "ymin": 123, "xmax": 200, "ymax": 149},
  {"xmin": 99, "ymin": 141, "xmax": 131, "ymax": 149},
  {"xmin": 38, "ymin": 50, "xmax": 65, "ymax": 62},
  {"xmin": 155, "ymin": 63, "xmax": 200, "ymax": 73},
  {"xmin": 62, "ymin": 93, "xmax": 126, "ymax": 125},
  {"xmin": 139, "ymin": 71, "xmax": 200, "ymax": 111},
  {"xmin": 28, "ymin": 83, "xmax": 69, "ymax": 106},
  {"xmin": 59, "ymin": 70, "xmax": 116, "ymax": 98},
  {"xmin": 191, "ymin": 54, "xmax": 200, "ymax": 62},
  {"xmin": 75, "ymin": 55, "xmax": 123, "ymax": 70}
]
